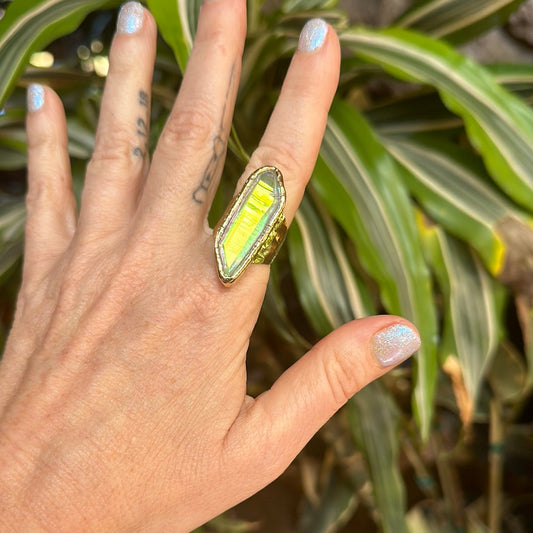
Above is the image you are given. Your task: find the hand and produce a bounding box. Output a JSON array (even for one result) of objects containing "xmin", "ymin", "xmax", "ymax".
[{"xmin": 0, "ymin": 1, "xmax": 420, "ymax": 530}]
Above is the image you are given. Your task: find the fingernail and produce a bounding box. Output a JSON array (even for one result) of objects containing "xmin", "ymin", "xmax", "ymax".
[
  {"xmin": 371, "ymin": 324, "xmax": 421, "ymax": 367},
  {"xmin": 298, "ymin": 18, "xmax": 328, "ymax": 52},
  {"xmin": 117, "ymin": 1, "xmax": 144, "ymax": 34},
  {"xmin": 27, "ymin": 84, "xmax": 44, "ymax": 112}
]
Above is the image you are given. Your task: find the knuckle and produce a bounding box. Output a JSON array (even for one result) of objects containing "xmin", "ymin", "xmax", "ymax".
[
  {"xmin": 88, "ymin": 125, "xmax": 134, "ymax": 171},
  {"xmin": 160, "ymin": 103, "xmax": 217, "ymax": 154},
  {"xmin": 27, "ymin": 125, "xmax": 67, "ymax": 154},
  {"xmin": 323, "ymin": 346, "xmax": 362, "ymax": 407},
  {"xmin": 250, "ymin": 142, "xmax": 305, "ymax": 183}
]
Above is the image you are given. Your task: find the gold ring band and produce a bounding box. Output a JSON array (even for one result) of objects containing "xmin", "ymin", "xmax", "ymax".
[{"xmin": 215, "ymin": 166, "xmax": 287, "ymax": 286}]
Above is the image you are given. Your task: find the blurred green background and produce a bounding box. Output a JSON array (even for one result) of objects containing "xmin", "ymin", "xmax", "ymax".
[{"xmin": 1, "ymin": 0, "xmax": 533, "ymax": 531}]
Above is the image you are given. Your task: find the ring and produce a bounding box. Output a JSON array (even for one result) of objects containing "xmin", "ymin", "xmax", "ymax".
[{"xmin": 215, "ymin": 166, "xmax": 287, "ymax": 286}]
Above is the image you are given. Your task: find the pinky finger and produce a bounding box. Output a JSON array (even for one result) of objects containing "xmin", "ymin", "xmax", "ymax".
[{"xmin": 24, "ymin": 84, "xmax": 77, "ymax": 285}]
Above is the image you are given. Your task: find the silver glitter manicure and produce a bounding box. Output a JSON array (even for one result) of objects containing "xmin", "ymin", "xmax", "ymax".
[
  {"xmin": 371, "ymin": 324, "xmax": 421, "ymax": 367},
  {"xmin": 117, "ymin": 1, "xmax": 144, "ymax": 34},
  {"xmin": 28, "ymin": 84, "xmax": 44, "ymax": 112},
  {"xmin": 298, "ymin": 18, "xmax": 328, "ymax": 52}
]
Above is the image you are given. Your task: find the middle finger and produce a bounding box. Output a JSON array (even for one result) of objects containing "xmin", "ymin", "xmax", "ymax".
[{"xmin": 137, "ymin": 0, "xmax": 246, "ymax": 238}]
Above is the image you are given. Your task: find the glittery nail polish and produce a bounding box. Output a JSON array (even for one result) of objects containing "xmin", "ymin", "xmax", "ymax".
[
  {"xmin": 371, "ymin": 324, "xmax": 421, "ymax": 367},
  {"xmin": 117, "ymin": 1, "xmax": 144, "ymax": 34},
  {"xmin": 298, "ymin": 18, "xmax": 328, "ymax": 53},
  {"xmin": 27, "ymin": 84, "xmax": 45, "ymax": 112}
]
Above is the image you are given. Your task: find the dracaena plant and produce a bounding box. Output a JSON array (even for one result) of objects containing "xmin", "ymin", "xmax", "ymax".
[{"xmin": 1, "ymin": 0, "xmax": 532, "ymax": 531}]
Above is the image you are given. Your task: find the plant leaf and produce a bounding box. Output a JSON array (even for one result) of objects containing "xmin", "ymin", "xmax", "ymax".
[
  {"xmin": 490, "ymin": 63, "xmax": 533, "ymax": 103},
  {"xmin": 314, "ymin": 99, "xmax": 438, "ymax": 438},
  {"xmin": 147, "ymin": 0, "xmax": 201, "ymax": 73},
  {"xmin": 341, "ymin": 27, "xmax": 533, "ymax": 212},
  {"xmin": 0, "ymin": 199, "xmax": 25, "ymax": 278},
  {"xmin": 365, "ymin": 64, "xmax": 533, "ymax": 137},
  {"xmin": 395, "ymin": 0, "xmax": 527, "ymax": 44},
  {"xmin": 383, "ymin": 134, "xmax": 533, "ymax": 281},
  {"xmin": 297, "ymin": 470, "xmax": 358, "ymax": 533},
  {"xmin": 365, "ymin": 90, "xmax": 462, "ymax": 136},
  {"xmin": 0, "ymin": 0, "xmax": 121, "ymax": 107},
  {"xmin": 281, "ymin": 0, "xmax": 339, "ymax": 13},
  {"xmin": 288, "ymin": 194, "xmax": 409, "ymax": 532},
  {"xmin": 349, "ymin": 382, "xmax": 408, "ymax": 533},
  {"xmin": 288, "ymin": 194, "xmax": 374, "ymax": 337},
  {"xmin": 420, "ymin": 223, "xmax": 502, "ymax": 411},
  {"xmin": 262, "ymin": 261, "xmax": 312, "ymax": 351}
]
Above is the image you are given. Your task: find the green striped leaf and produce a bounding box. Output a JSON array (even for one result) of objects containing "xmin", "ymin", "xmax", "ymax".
[
  {"xmin": 0, "ymin": 115, "xmax": 96, "ymax": 166},
  {"xmin": 383, "ymin": 135, "xmax": 533, "ymax": 280},
  {"xmin": 297, "ymin": 470, "xmax": 358, "ymax": 533},
  {"xmin": 365, "ymin": 91, "xmax": 462, "ymax": 136},
  {"xmin": 314, "ymin": 98, "xmax": 438, "ymax": 439},
  {"xmin": 263, "ymin": 262, "xmax": 311, "ymax": 351},
  {"xmin": 341, "ymin": 28, "xmax": 533, "ymax": 212},
  {"xmin": 420, "ymin": 223, "xmax": 502, "ymax": 409},
  {"xmin": 288, "ymin": 194, "xmax": 409, "ymax": 533},
  {"xmin": 490, "ymin": 63, "xmax": 533, "ymax": 90},
  {"xmin": 490, "ymin": 63, "xmax": 533, "ymax": 104},
  {"xmin": 288, "ymin": 194, "xmax": 374, "ymax": 337},
  {"xmin": 365, "ymin": 64, "xmax": 533, "ymax": 137},
  {"xmin": 349, "ymin": 382, "xmax": 408, "ymax": 533},
  {"xmin": 0, "ymin": 0, "xmax": 120, "ymax": 107},
  {"xmin": 395, "ymin": 0, "xmax": 526, "ymax": 44},
  {"xmin": 281, "ymin": 0, "xmax": 339, "ymax": 12},
  {"xmin": 147, "ymin": 0, "xmax": 201, "ymax": 73},
  {"xmin": 0, "ymin": 198, "xmax": 26, "ymax": 278}
]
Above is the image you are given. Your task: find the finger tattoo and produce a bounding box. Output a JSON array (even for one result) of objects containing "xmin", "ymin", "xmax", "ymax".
[
  {"xmin": 133, "ymin": 89, "xmax": 149, "ymax": 160},
  {"xmin": 192, "ymin": 63, "xmax": 236, "ymax": 204}
]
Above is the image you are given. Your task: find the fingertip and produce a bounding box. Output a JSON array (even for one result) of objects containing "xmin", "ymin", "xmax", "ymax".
[
  {"xmin": 370, "ymin": 320, "xmax": 421, "ymax": 368},
  {"xmin": 296, "ymin": 18, "xmax": 340, "ymax": 66},
  {"xmin": 334, "ymin": 314, "xmax": 420, "ymax": 370},
  {"xmin": 116, "ymin": 2, "xmax": 157, "ymax": 37},
  {"xmin": 26, "ymin": 85, "xmax": 68, "ymax": 148}
]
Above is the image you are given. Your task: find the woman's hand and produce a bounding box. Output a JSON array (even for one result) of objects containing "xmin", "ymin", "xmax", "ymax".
[{"xmin": 0, "ymin": 1, "xmax": 420, "ymax": 530}]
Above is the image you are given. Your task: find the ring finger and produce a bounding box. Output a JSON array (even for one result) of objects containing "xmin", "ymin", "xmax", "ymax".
[{"xmin": 215, "ymin": 19, "xmax": 340, "ymax": 290}]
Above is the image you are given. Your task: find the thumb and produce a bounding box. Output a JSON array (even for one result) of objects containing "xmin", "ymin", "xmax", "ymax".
[{"xmin": 225, "ymin": 315, "xmax": 420, "ymax": 493}]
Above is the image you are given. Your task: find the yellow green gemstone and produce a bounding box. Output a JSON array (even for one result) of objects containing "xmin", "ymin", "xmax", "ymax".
[{"xmin": 215, "ymin": 166, "xmax": 285, "ymax": 285}]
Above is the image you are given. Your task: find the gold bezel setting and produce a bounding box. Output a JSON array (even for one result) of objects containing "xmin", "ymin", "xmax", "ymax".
[{"xmin": 214, "ymin": 166, "xmax": 287, "ymax": 286}]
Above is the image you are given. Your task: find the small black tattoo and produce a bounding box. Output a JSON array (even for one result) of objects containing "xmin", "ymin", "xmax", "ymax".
[
  {"xmin": 139, "ymin": 90, "xmax": 149, "ymax": 107},
  {"xmin": 192, "ymin": 136, "xmax": 225, "ymax": 203},
  {"xmin": 133, "ymin": 146, "xmax": 146, "ymax": 159},
  {"xmin": 192, "ymin": 64, "xmax": 236, "ymax": 204},
  {"xmin": 133, "ymin": 90, "xmax": 149, "ymax": 160},
  {"xmin": 136, "ymin": 118, "xmax": 148, "ymax": 137}
]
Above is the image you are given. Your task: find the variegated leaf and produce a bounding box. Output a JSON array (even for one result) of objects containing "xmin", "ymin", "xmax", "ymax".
[
  {"xmin": 395, "ymin": 0, "xmax": 526, "ymax": 44},
  {"xmin": 288, "ymin": 194, "xmax": 409, "ymax": 533},
  {"xmin": 341, "ymin": 28, "xmax": 533, "ymax": 212},
  {"xmin": 314, "ymin": 98, "xmax": 438, "ymax": 439},
  {"xmin": 383, "ymin": 135, "xmax": 533, "ymax": 286},
  {"xmin": 147, "ymin": 0, "xmax": 201, "ymax": 73},
  {"xmin": 420, "ymin": 222, "xmax": 502, "ymax": 411},
  {"xmin": 0, "ymin": 0, "xmax": 120, "ymax": 107}
]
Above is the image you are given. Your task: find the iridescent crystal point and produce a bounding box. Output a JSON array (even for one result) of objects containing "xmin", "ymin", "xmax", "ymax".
[{"xmin": 215, "ymin": 167, "xmax": 286, "ymax": 285}]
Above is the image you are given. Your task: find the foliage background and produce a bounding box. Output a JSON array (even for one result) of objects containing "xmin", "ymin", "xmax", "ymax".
[{"xmin": 1, "ymin": 0, "xmax": 533, "ymax": 531}]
